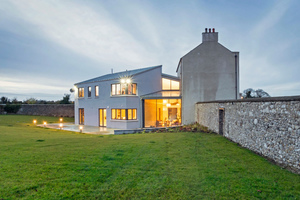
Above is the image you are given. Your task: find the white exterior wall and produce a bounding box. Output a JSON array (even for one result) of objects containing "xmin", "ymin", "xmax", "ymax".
[
  {"xmin": 180, "ymin": 32, "xmax": 239, "ymax": 124},
  {"xmin": 74, "ymin": 66, "xmax": 162, "ymax": 129}
]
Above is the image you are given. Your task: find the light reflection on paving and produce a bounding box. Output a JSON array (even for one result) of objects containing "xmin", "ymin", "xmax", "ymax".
[{"xmin": 37, "ymin": 123, "xmax": 115, "ymax": 135}]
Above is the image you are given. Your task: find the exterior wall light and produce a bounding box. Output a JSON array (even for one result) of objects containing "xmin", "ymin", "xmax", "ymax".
[
  {"xmin": 121, "ymin": 79, "xmax": 126, "ymax": 83},
  {"xmin": 126, "ymin": 79, "xmax": 131, "ymax": 84}
]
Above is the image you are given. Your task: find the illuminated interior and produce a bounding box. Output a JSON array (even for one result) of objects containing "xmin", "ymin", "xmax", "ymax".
[
  {"xmin": 162, "ymin": 78, "xmax": 180, "ymax": 90},
  {"xmin": 144, "ymin": 99, "xmax": 181, "ymax": 127}
]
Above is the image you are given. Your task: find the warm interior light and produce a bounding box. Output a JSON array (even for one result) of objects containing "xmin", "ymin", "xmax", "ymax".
[
  {"xmin": 167, "ymin": 103, "xmax": 171, "ymax": 107},
  {"xmin": 163, "ymin": 100, "xmax": 167, "ymax": 104}
]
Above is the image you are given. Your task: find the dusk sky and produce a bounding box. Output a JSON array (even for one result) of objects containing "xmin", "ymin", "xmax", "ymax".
[{"xmin": 1, "ymin": 0, "xmax": 300, "ymax": 101}]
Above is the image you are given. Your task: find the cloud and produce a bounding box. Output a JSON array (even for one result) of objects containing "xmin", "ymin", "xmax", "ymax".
[{"xmin": 8, "ymin": 0, "xmax": 153, "ymax": 67}]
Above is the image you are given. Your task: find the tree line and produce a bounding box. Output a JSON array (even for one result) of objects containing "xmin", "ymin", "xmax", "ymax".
[{"xmin": 0, "ymin": 94, "xmax": 73, "ymax": 105}]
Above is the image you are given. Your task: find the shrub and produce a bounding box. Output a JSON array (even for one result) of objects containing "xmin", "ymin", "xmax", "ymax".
[{"xmin": 4, "ymin": 104, "xmax": 21, "ymax": 113}]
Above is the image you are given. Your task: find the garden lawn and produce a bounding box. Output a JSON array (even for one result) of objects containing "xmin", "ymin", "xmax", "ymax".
[{"xmin": 0, "ymin": 115, "xmax": 299, "ymax": 199}]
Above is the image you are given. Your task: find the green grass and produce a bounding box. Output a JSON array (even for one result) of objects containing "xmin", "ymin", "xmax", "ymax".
[{"xmin": 0, "ymin": 115, "xmax": 299, "ymax": 199}]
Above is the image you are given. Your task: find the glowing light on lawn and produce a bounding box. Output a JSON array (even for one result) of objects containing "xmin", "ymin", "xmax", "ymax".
[
  {"xmin": 60, "ymin": 118, "xmax": 63, "ymax": 122},
  {"xmin": 59, "ymin": 123, "xmax": 63, "ymax": 129},
  {"xmin": 43, "ymin": 121, "xmax": 47, "ymax": 127},
  {"xmin": 79, "ymin": 126, "xmax": 83, "ymax": 133},
  {"xmin": 33, "ymin": 120, "xmax": 37, "ymax": 124}
]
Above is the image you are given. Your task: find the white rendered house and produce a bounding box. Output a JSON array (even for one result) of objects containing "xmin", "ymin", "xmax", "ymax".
[
  {"xmin": 74, "ymin": 65, "xmax": 181, "ymax": 129},
  {"xmin": 74, "ymin": 28, "xmax": 239, "ymax": 129}
]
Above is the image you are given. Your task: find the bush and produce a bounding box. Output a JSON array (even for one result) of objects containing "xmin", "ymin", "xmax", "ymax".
[{"xmin": 4, "ymin": 104, "xmax": 21, "ymax": 113}]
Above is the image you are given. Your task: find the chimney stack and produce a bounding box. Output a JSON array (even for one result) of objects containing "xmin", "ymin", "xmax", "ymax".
[
  {"xmin": 111, "ymin": 68, "xmax": 113, "ymax": 74},
  {"xmin": 202, "ymin": 27, "xmax": 218, "ymax": 42}
]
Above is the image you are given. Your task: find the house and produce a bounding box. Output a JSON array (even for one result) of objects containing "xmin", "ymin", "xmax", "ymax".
[
  {"xmin": 74, "ymin": 65, "xmax": 181, "ymax": 129},
  {"xmin": 74, "ymin": 28, "xmax": 239, "ymax": 129},
  {"xmin": 177, "ymin": 28, "xmax": 239, "ymax": 124}
]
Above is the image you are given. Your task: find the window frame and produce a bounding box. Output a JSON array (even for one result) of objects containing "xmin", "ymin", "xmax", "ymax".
[
  {"xmin": 111, "ymin": 83, "xmax": 137, "ymax": 96},
  {"xmin": 78, "ymin": 87, "xmax": 84, "ymax": 98},
  {"xmin": 88, "ymin": 86, "xmax": 92, "ymax": 97},
  {"xmin": 111, "ymin": 108, "xmax": 137, "ymax": 120},
  {"xmin": 95, "ymin": 85, "xmax": 99, "ymax": 97}
]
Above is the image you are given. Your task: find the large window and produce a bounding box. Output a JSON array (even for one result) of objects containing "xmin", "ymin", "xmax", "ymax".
[
  {"xmin": 144, "ymin": 99, "xmax": 181, "ymax": 127},
  {"xmin": 111, "ymin": 109, "xmax": 137, "ymax": 120},
  {"xmin": 162, "ymin": 78, "xmax": 180, "ymax": 90},
  {"xmin": 78, "ymin": 87, "xmax": 84, "ymax": 98},
  {"xmin": 95, "ymin": 86, "xmax": 99, "ymax": 97},
  {"xmin": 88, "ymin": 86, "xmax": 92, "ymax": 97},
  {"xmin": 111, "ymin": 83, "xmax": 137, "ymax": 96}
]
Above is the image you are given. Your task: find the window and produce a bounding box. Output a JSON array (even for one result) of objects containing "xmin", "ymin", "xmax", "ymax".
[
  {"xmin": 88, "ymin": 86, "xmax": 92, "ymax": 97},
  {"xmin": 95, "ymin": 86, "xmax": 99, "ymax": 97},
  {"xmin": 111, "ymin": 83, "xmax": 137, "ymax": 96},
  {"xmin": 79, "ymin": 108, "xmax": 84, "ymax": 124},
  {"xmin": 78, "ymin": 87, "xmax": 84, "ymax": 98},
  {"xmin": 162, "ymin": 78, "xmax": 180, "ymax": 90},
  {"xmin": 111, "ymin": 109, "xmax": 137, "ymax": 120}
]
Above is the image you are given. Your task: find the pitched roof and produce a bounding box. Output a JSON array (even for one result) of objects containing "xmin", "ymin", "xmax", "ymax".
[{"xmin": 75, "ymin": 65, "xmax": 162, "ymax": 85}]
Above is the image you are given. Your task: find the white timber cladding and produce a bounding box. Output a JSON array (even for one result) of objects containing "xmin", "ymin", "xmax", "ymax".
[{"xmin": 74, "ymin": 66, "xmax": 162, "ymax": 129}]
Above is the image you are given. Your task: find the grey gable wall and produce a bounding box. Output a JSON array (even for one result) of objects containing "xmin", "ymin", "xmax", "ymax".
[{"xmin": 180, "ymin": 35, "xmax": 239, "ymax": 124}]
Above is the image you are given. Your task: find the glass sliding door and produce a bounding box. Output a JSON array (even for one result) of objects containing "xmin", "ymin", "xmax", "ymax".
[{"xmin": 99, "ymin": 109, "xmax": 107, "ymax": 127}]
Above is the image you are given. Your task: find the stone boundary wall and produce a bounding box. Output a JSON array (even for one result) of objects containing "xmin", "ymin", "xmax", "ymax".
[
  {"xmin": 195, "ymin": 96, "xmax": 300, "ymax": 174},
  {"xmin": 16, "ymin": 104, "xmax": 74, "ymax": 117}
]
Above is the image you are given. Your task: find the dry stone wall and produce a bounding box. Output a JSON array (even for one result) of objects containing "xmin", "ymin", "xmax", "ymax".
[
  {"xmin": 195, "ymin": 96, "xmax": 300, "ymax": 174},
  {"xmin": 16, "ymin": 104, "xmax": 74, "ymax": 117}
]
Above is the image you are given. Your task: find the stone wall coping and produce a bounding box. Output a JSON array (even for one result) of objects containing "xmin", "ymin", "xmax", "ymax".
[{"xmin": 196, "ymin": 95, "xmax": 300, "ymax": 104}]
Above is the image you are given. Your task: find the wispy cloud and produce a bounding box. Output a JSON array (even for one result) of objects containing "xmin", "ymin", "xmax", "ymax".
[{"xmin": 8, "ymin": 0, "xmax": 153, "ymax": 67}]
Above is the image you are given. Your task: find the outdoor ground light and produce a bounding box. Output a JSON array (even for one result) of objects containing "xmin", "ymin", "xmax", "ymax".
[
  {"xmin": 60, "ymin": 118, "xmax": 63, "ymax": 122},
  {"xmin": 43, "ymin": 121, "xmax": 47, "ymax": 127},
  {"xmin": 59, "ymin": 123, "xmax": 63, "ymax": 130},
  {"xmin": 33, "ymin": 120, "xmax": 37, "ymax": 125},
  {"xmin": 79, "ymin": 126, "xmax": 83, "ymax": 133}
]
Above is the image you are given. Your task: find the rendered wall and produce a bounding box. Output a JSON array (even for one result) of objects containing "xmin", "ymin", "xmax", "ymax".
[
  {"xmin": 179, "ymin": 32, "xmax": 239, "ymax": 124},
  {"xmin": 195, "ymin": 96, "xmax": 300, "ymax": 174},
  {"xmin": 15, "ymin": 104, "xmax": 74, "ymax": 117},
  {"xmin": 74, "ymin": 66, "xmax": 162, "ymax": 129}
]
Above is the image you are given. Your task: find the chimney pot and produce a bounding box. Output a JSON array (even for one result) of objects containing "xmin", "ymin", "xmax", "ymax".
[
  {"xmin": 213, "ymin": 28, "xmax": 215, "ymax": 33},
  {"xmin": 205, "ymin": 28, "xmax": 207, "ymax": 33},
  {"xmin": 209, "ymin": 28, "xmax": 211, "ymax": 33}
]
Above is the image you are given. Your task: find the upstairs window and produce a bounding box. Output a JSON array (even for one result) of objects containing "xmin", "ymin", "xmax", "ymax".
[
  {"xmin": 111, "ymin": 83, "xmax": 137, "ymax": 96},
  {"xmin": 88, "ymin": 86, "xmax": 92, "ymax": 97},
  {"xmin": 162, "ymin": 78, "xmax": 180, "ymax": 90},
  {"xmin": 95, "ymin": 86, "xmax": 99, "ymax": 97},
  {"xmin": 78, "ymin": 87, "xmax": 84, "ymax": 98}
]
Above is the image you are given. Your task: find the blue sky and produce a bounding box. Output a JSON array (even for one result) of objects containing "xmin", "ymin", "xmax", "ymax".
[{"xmin": 0, "ymin": 0, "xmax": 299, "ymax": 101}]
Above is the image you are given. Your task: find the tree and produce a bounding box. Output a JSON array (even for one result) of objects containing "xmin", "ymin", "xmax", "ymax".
[
  {"xmin": 242, "ymin": 88, "xmax": 270, "ymax": 99},
  {"xmin": 24, "ymin": 98, "xmax": 37, "ymax": 104},
  {"xmin": 1, "ymin": 96, "xmax": 9, "ymax": 104},
  {"xmin": 60, "ymin": 94, "xmax": 71, "ymax": 104}
]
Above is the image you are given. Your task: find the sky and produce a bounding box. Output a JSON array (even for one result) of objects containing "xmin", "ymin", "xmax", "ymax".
[{"xmin": 0, "ymin": 0, "xmax": 300, "ymax": 101}]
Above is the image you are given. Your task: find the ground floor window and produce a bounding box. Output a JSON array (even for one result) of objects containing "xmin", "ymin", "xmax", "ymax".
[
  {"xmin": 79, "ymin": 108, "xmax": 84, "ymax": 125},
  {"xmin": 144, "ymin": 99, "xmax": 181, "ymax": 127},
  {"xmin": 111, "ymin": 109, "xmax": 137, "ymax": 120}
]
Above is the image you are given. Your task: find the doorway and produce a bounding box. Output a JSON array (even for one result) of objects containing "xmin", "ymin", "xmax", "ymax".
[
  {"xmin": 99, "ymin": 109, "xmax": 107, "ymax": 127},
  {"xmin": 219, "ymin": 108, "xmax": 224, "ymax": 135},
  {"xmin": 79, "ymin": 108, "xmax": 84, "ymax": 125}
]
